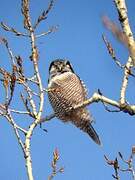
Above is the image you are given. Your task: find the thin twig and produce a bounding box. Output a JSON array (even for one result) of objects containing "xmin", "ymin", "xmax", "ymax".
[
  {"xmin": 5, "ymin": 112, "xmax": 26, "ymax": 154},
  {"xmin": 1, "ymin": 38, "xmax": 16, "ymax": 64},
  {"xmin": 0, "ymin": 22, "xmax": 28, "ymax": 37},
  {"xmin": 36, "ymin": 26, "xmax": 58, "ymax": 38},
  {"xmin": 10, "ymin": 109, "xmax": 30, "ymax": 115},
  {"xmin": 23, "ymin": 83, "xmax": 39, "ymax": 96},
  {"xmin": 6, "ymin": 65, "xmax": 16, "ymax": 108},
  {"xmin": 120, "ymin": 57, "xmax": 132, "ymax": 105},
  {"xmin": 104, "ymin": 155, "xmax": 120, "ymax": 180},
  {"xmin": 40, "ymin": 113, "xmax": 55, "ymax": 123},
  {"xmin": 23, "ymin": 82, "xmax": 37, "ymax": 114},
  {"xmin": 26, "ymin": 75, "xmax": 39, "ymax": 84},
  {"xmin": 48, "ymin": 148, "xmax": 64, "ymax": 180},
  {"xmin": 33, "ymin": 0, "xmax": 55, "ymax": 30},
  {"xmin": 20, "ymin": 93, "xmax": 32, "ymax": 115},
  {"xmin": 15, "ymin": 124, "xmax": 28, "ymax": 134},
  {"xmin": 21, "ymin": 0, "xmax": 32, "ymax": 31},
  {"xmin": 119, "ymin": 147, "xmax": 135, "ymax": 180},
  {"xmin": 105, "ymin": 147, "xmax": 135, "ymax": 180},
  {"xmin": 102, "ymin": 34, "xmax": 124, "ymax": 68}
]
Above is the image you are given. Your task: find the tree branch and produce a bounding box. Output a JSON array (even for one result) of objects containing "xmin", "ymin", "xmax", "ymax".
[
  {"xmin": 5, "ymin": 112, "xmax": 27, "ymax": 155},
  {"xmin": 0, "ymin": 22, "xmax": 28, "ymax": 37},
  {"xmin": 73, "ymin": 92, "xmax": 135, "ymax": 116},
  {"xmin": 21, "ymin": 0, "xmax": 45, "ymax": 179},
  {"xmin": 33, "ymin": 0, "xmax": 55, "ymax": 30},
  {"xmin": 119, "ymin": 57, "xmax": 132, "ymax": 105},
  {"xmin": 0, "ymin": 37, "xmax": 15, "ymax": 65},
  {"xmin": 35, "ymin": 26, "xmax": 58, "ymax": 38},
  {"xmin": 114, "ymin": 0, "xmax": 135, "ymax": 65}
]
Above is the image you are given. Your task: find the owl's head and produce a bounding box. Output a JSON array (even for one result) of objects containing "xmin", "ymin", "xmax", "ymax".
[{"xmin": 49, "ymin": 59, "xmax": 74, "ymax": 79}]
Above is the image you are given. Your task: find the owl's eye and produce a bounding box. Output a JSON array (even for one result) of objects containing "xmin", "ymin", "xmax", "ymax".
[
  {"xmin": 66, "ymin": 61, "xmax": 74, "ymax": 73},
  {"xmin": 49, "ymin": 65, "xmax": 56, "ymax": 73},
  {"xmin": 66, "ymin": 64, "xmax": 71, "ymax": 69}
]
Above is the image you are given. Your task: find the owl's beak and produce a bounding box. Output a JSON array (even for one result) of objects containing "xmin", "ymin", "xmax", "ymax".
[{"xmin": 58, "ymin": 65, "xmax": 63, "ymax": 71}]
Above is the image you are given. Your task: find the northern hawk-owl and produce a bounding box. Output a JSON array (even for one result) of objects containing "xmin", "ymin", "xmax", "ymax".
[{"xmin": 48, "ymin": 59, "xmax": 101, "ymax": 145}]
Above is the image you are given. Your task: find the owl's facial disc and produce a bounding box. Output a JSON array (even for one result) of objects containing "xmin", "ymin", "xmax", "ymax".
[{"xmin": 49, "ymin": 59, "xmax": 74, "ymax": 79}]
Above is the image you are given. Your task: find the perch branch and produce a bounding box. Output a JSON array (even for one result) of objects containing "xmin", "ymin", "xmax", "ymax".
[{"xmin": 73, "ymin": 92, "xmax": 135, "ymax": 116}]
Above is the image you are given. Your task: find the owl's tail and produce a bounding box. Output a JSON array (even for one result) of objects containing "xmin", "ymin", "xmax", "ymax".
[{"xmin": 80, "ymin": 121, "xmax": 101, "ymax": 145}]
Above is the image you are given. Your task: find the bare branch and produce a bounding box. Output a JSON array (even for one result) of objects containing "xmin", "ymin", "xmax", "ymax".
[
  {"xmin": 105, "ymin": 146, "xmax": 135, "ymax": 180},
  {"xmin": 104, "ymin": 155, "xmax": 120, "ymax": 180},
  {"xmin": 73, "ymin": 92, "xmax": 135, "ymax": 116},
  {"xmin": 0, "ymin": 22, "xmax": 28, "ymax": 37},
  {"xmin": 98, "ymin": 89, "xmax": 120, "ymax": 111},
  {"xmin": 3, "ymin": 71, "xmax": 10, "ymax": 105},
  {"xmin": 114, "ymin": 0, "xmax": 135, "ymax": 65},
  {"xmin": 33, "ymin": 0, "xmax": 55, "ymax": 30},
  {"xmin": 26, "ymin": 75, "xmax": 39, "ymax": 84},
  {"xmin": 10, "ymin": 109, "xmax": 30, "ymax": 115},
  {"xmin": 23, "ymin": 83, "xmax": 39, "ymax": 97},
  {"xmin": 0, "ymin": 37, "xmax": 15, "ymax": 64},
  {"xmin": 36, "ymin": 25, "xmax": 58, "ymax": 38},
  {"xmin": 21, "ymin": 0, "xmax": 32, "ymax": 31},
  {"xmin": 48, "ymin": 148, "xmax": 64, "ymax": 180},
  {"xmin": 102, "ymin": 34, "xmax": 124, "ymax": 68},
  {"xmin": 15, "ymin": 124, "xmax": 28, "ymax": 134},
  {"xmin": 120, "ymin": 57, "xmax": 132, "ymax": 105},
  {"xmin": 5, "ymin": 112, "xmax": 26, "ymax": 154},
  {"xmin": 6, "ymin": 65, "xmax": 16, "ymax": 108},
  {"xmin": 15, "ymin": 56, "xmax": 25, "ymax": 79},
  {"xmin": 0, "ymin": 66, "xmax": 16, "ymax": 108},
  {"xmin": 21, "ymin": 1, "xmax": 44, "ymax": 179},
  {"xmin": 119, "ymin": 147, "xmax": 135, "ymax": 180},
  {"xmin": 22, "ymin": 82, "xmax": 37, "ymax": 115},
  {"xmin": 40, "ymin": 113, "xmax": 55, "ymax": 123},
  {"xmin": 20, "ymin": 93, "xmax": 33, "ymax": 117}
]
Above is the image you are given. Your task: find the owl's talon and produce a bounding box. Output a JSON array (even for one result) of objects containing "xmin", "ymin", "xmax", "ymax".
[{"xmin": 45, "ymin": 88, "xmax": 55, "ymax": 92}]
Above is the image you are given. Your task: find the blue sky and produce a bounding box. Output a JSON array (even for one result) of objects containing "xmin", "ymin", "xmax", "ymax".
[{"xmin": 0, "ymin": 0, "xmax": 135, "ymax": 179}]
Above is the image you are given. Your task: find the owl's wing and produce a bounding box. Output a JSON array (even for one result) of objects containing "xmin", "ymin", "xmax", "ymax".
[
  {"xmin": 77, "ymin": 76, "xmax": 88, "ymax": 100},
  {"xmin": 77, "ymin": 76, "xmax": 94, "ymax": 123}
]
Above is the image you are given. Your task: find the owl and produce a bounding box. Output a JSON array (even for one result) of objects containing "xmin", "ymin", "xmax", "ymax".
[{"xmin": 48, "ymin": 59, "xmax": 101, "ymax": 145}]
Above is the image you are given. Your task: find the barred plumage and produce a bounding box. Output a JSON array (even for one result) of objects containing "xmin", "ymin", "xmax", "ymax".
[{"xmin": 48, "ymin": 59, "xmax": 101, "ymax": 145}]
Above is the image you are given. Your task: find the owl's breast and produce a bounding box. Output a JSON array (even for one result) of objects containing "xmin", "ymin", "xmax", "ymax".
[{"xmin": 48, "ymin": 72, "xmax": 88, "ymax": 121}]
